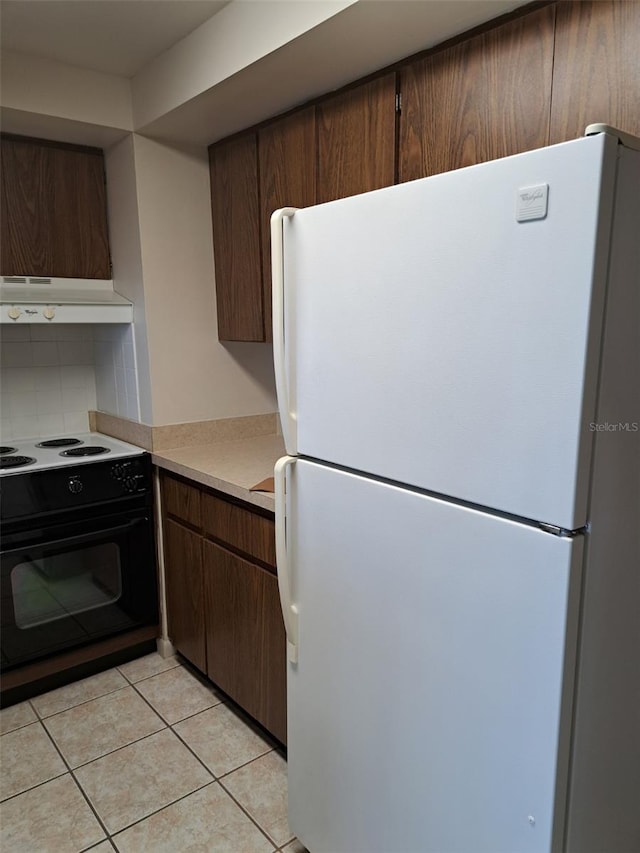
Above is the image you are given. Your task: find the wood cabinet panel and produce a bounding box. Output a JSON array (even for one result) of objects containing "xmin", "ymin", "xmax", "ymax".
[
  {"xmin": 51, "ymin": 145, "xmax": 110, "ymax": 278},
  {"xmin": 399, "ymin": 5, "xmax": 555, "ymax": 180},
  {"xmin": 1, "ymin": 137, "xmax": 52, "ymax": 276},
  {"xmin": 549, "ymin": 0, "xmax": 640, "ymax": 143},
  {"xmin": 259, "ymin": 571, "xmax": 287, "ymax": 744},
  {"xmin": 209, "ymin": 133, "xmax": 264, "ymax": 341},
  {"xmin": 160, "ymin": 474, "xmax": 285, "ymax": 742},
  {"xmin": 162, "ymin": 473, "xmax": 202, "ymax": 529},
  {"xmin": 163, "ymin": 519, "xmax": 206, "ymax": 671},
  {"xmin": 0, "ymin": 134, "xmax": 110, "ymax": 278},
  {"xmin": 259, "ymin": 107, "xmax": 316, "ymax": 340},
  {"xmin": 202, "ymin": 491, "xmax": 276, "ymax": 568},
  {"xmin": 317, "ymin": 73, "xmax": 397, "ymax": 203},
  {"xmin": 203, "ymin": 541, "xmax": 264, "ymax": 721}
]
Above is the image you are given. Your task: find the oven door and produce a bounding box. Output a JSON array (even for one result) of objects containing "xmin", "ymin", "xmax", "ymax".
[{"xmin": 1, "ymin": 507, "xmax": 157, "ymax": 670}]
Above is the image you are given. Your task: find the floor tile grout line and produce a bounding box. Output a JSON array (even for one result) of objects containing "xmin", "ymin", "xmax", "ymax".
[
  {"xmin": 2, "ymin": 720, "xmax": 109, "ymax": 849},
  {"xmin": 0, "ymin": 767, "xmax": 69, "ymax": 805},
  {"xmin": 127, "ymin": 666, "xmax": 288, "ymax": 847},
  {"xmin": 79, "ymin": 834, "xmax": 117, "ymax": 852},
  {"xmin": 107, "ymin": 778, "xmax": 218, "ymax": 841},
  {"xmin": 162, "ymin": 711, "xmax": 283, "ymax": 847},
  {"xmin": 30, "ymin": 681, "xmax": 131, "ymax": 722},
  {"xmin": 217, "ymin": 774, "xmax": 292, "ymax": 850},
  {"xmin": 68, "ymin": 723, "xmax": 169, "ymax": 772},
  {"xmin": 162, "ymin": 694, "xmax": 277, "ymax": 781},
  {"xmin": 115, "ymin": 656, "xmax": 180, "ymax": 686},
  {"xmin": 36, "ymin": 715, "xmax": 112, "ymax": 844},
  {"xmin": 135, "ymin": 654, "xmax": 282, "ymax": 751},
  {"xmin": 215, "ymin": 745, "xmax": 276, "ymax": 781},
  {"xmin": 127, "ymin": 669, "xmax": 223, "ymax": 729},
  {"xmin": 3, "ymin": 657, "xmax": 291, "ymax": 850}
]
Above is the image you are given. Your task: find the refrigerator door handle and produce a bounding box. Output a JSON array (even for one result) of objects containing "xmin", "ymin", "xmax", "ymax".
[
  {"xmin": 271, "ymin": 207, "xmax": 299, "ymax": 455},
  {"xmin": 274, "ymin": 454, "xmax": 299, "ymax": 663}
]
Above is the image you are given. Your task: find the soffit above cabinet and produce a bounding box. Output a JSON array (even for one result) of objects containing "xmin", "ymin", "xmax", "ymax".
[
  {"xmin": 0, "ymin": 0, "xmax": 530, "ymax": 149},
  {"xmin": 136, "ymin": 0, "xmax": 531, "ymax": 146}
]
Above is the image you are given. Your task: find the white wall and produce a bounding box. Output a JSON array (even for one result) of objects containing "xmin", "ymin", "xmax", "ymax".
[
  {"xmin": 104, "ymin": 135, "xmax": 154, "ymax": 423},
  {"xmin": 131, "ymin": 135, "xmax": 277, "ymax": 425},
  {"xmin": 131, "ymin": 0, "xmax": 355, "ymax": 130},
  {"xmin": 0, "ymin": 50, "xmax": 132, "ymax": 135}
]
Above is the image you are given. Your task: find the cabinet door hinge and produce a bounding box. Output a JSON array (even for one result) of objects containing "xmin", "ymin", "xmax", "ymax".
[{"xmin": 395, "ymin": 92, "xmax": 402, "ymax": 113}]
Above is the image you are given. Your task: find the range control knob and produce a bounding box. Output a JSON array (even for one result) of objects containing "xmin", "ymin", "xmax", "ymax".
[
  {"xmin": 111, "ymin": 463, "xmax": 128, "ymax": 480},
  {"xmin": 8, "ymin": 306, "xmax": 21, "ymax": 321},
  {"xmin": 123, "ymin": 474, "xmax": 144, "ymax": 493},
  {"xmin": 43, "ymin": 306, "xmax": 56, "ymax": 320},
  {"xmin": 68, "ymin": 476, "xmax": 83, "ymax": 494}
]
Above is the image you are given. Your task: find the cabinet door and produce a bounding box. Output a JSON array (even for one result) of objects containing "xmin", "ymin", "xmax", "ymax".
[
  {"xmin": 259, "ymin": 107, "xmax": 316, "ymax": 340},
  {"xmin": 209, "ymin": 132, "xmax": 264, "ymax": 341},
  {"xmin": 260, "ymin": 570, "xmax": 287, "ymax": 744},
  {"xmin": 163, "ymin": 519, "xmax": 206, "ymax": 671},
  {"xmin": 203, "ymin": 540, "xmax": 286, "ymax": 742},
  {"xmin": 203, "ymin": 541, "xmax": 262, "ymax": 718},
  {"xmin": 317, "ymin": 73, "xmax": 397, "ymax": 203},
  {"xmin": 550, "ymin": 0, "xmax": 640, "ymax": 143},
  {"xmin": 399, "ymin": 5, "xmax": 555, "ymax": 180},
  {"xmin": 1, "ymin": 135, "xmax": 110, "ymax": 278}
]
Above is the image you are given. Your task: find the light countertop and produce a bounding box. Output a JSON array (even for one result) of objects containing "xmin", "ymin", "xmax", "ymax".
[{"xmin": 152, "ymin": 433, "xmax": 285, "ymax": 512}]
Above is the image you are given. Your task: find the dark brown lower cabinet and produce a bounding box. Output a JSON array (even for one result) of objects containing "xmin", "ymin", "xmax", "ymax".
[
  {"xmin": 161, "ymin": 471, "xmax": 286, "ymax": 744},
  {"xmin": 163, "ymin": 518, "xmax": 206, "ymax": 673},
  {"xmin": 203, "ymin": 540, "xmax": 287, "ymax": 744}
]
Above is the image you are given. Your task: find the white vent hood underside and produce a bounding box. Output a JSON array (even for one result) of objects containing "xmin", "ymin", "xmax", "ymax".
[{"xmin": 1, "ymin": 276, "xmax": 133, "ymax": 323}]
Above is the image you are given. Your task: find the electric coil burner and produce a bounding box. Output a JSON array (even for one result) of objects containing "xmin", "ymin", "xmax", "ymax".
[
  {"xmin": 61, "ymin": 446, "xmax": 110, "ymax": 458},
  {"xmin": 37, "ymin": 438, "xmax": 83, "ymax": 448},
  {"xmin": 0, "ymin": 455, "xmax": 36, "ymax": 470},
  {"xmin": 0, "ymin": 432, "xmax": 158, "ymax": 689}
]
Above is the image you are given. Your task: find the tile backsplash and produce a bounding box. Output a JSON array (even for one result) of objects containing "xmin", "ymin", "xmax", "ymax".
[
  {"xmin": 0, "ymin": 324, "xmax": 139, "ymax": 440},
  {"xmin": 93, "ymin": 324, "xmax": 140, "ymax": 423}
]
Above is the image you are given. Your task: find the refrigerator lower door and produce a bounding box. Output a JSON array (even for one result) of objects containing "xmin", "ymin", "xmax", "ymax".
[{"xmin": 285, "ymin": 460, "xmax": 583, "ymax": 853}]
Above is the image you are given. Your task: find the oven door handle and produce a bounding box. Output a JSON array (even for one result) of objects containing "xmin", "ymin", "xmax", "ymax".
[{"xmin": 1, "ymin": 517, "xmax": 148, "ymax": 557}]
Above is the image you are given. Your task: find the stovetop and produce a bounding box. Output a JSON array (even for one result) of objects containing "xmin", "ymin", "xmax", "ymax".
[{"xmin": 0, "ymin": 433, "xmax": 145, "ymax": 476}]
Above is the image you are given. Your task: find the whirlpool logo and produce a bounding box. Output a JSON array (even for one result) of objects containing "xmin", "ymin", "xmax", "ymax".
[{"xmin": 519, "ymin": 189, "xmax": 545, "ymax": 205}]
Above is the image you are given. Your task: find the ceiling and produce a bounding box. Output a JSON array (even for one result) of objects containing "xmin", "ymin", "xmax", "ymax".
[{"xmin": 0, "ymin": 0, "xmax": 230, "ymax": 77}]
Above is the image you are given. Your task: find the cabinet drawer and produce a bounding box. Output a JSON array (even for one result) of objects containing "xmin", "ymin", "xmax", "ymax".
[
  {"xmin": 162, "ymin": 474, "xmax": 202, "ymax": 529},
  {"xmin": 202, "ymin": 492, "xmax": 276, "ymax": 568}
]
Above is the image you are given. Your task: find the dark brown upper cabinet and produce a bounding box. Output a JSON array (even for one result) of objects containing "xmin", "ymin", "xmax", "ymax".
[
  {"xmin": 550, "ymin": 0, "xmax": 640, "ymax": 144},
  {"xmin": 317, "ymin": 73, "xmax": 397, "ymax": 203},
  {"xmin": 398, "ymin": 5, "xmax": 556, "ymax": 181},
  {"xmin": 0, "ymin": 134, "xmax": 111, "ymax": 279},
  {"xmin": 209, "ymin": 132, "xmax": 263, "ymax": 342},
  {"xmin": 258, "ymin": 107, "xmax": 316, "ymax": 341}
]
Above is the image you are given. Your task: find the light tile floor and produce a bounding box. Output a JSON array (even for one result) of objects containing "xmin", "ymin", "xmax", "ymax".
[{"xmin": 0, "ymin": 653, "xmax": 308, "ymax": 853}]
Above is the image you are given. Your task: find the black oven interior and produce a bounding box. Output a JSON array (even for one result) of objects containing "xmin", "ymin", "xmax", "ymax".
[{"xmin": 1, "ymin": 455, "xmax": 158, "ymax": 674}]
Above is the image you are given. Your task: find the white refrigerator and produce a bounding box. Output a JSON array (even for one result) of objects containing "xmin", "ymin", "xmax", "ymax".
[{"xmin": 271, "ymin": 125, "xmax": 640, "ymax": 853}]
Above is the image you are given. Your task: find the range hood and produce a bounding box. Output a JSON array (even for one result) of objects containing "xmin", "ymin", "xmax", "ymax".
[{"xmin": 0, "ymin": 276, "xmax": 133, "ymax": 324}]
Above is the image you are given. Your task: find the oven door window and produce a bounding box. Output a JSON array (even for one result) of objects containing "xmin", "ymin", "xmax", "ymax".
[{"xmin": 11, "ymin": 544, "xmax": 122, "ymax": 629}]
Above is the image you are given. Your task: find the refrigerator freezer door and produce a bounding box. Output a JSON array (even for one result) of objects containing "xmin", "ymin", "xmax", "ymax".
[
  {"xmin": 285, "ymin": 460, "xmax": 583, "ymax": 853},
  {"xmin": 283, "ymin": 133, "xmax": 619, "ymax": 529}
]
